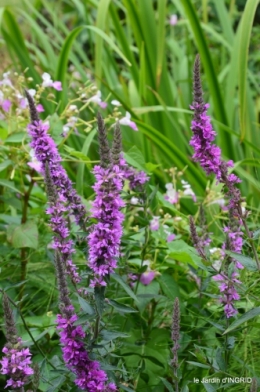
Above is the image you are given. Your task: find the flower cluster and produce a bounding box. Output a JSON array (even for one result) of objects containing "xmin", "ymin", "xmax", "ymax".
[
  {"xmin": 45, "ymin": 168, "xmax": 80, "ymax": 284},
  {"xmin": 0, "ymin": 293, "xmax": 34, "ymax": 389},
  {"xmin": 88, "ymin": 164, "xmax": 125, "ymax": 287},
  {"xmin": 0, "ymin": 344, "xmax": 34, "ymax": 389},
  {"xmin": 55, "ymin": 251, "xmax": 116, "ymax": 391},
  {"xmin": 56, "ymin": 308, "xmax": 116, "ymax": 391},
  {"xmin": 189, "ymin": 55, "xmax": 243, "ymax": 317},
  {"xmin": 26, "ymin": 91, "xmax": 87, "ymax": 230}
]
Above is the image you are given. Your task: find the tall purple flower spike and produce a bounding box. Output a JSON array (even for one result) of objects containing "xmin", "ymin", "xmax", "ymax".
[
  {"xmin": 45, "ymin": 163, "xmax": 80, "ymax": 284},
  {"xmin": 190, "ymin": 55, "xmax": 243, "ymax": 318},
  {"xmin": 88, "ymin": 117, "xmax": 125, "ymax": 287},
  {"xmin": 0, "ymin": 293, "xmax": 34, "ymax": 389},
  {"xmin": 55, "ymin": 251, "xmax": 117, "ymax": 391},
  {"xmin": 25, "ymin": 90, "xmax": 87, "ymax": 230}
]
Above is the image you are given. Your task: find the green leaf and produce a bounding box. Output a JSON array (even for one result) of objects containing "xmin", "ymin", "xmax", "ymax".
[
  {"xmin": 94, "ymin": 285, "xmax": 106, "ymax": 317},
  {"xmin": 158, "ymin": 273, "xmax": 179, "ymax": 300},
  {"xmin": 167, "ymin": 240, "xmax": 202, "ymax": 267},
  {"xmin": 0, "ymin": 179, "xmax": 22, "ymax": 194},
  {"xmin": 111, "ymin": 273, "xmax": 139, "ymax": 303},
  {"xmin": 108, "ymin": 299, "xmax": 137, "ymax": 313},
  {"xmin": 76, "ymin": 294, "xmax": 95, "ymax": 315},
  {"xmin": 5, "ymin": 132, "xmax": 27, "ymax": 143},
  {"xmin": 7, "ymin": 221, "xmax": 38, "ymax": 249},
  {"xmin": 0, "ymin": 160, "xmax": 12, "ymax": 171},
  {"xmin": 186, "ymin": 361, "xmax": 210, "ymax": 369},
  {"xmin": 223, "ymin": 307, "xmax": 260, "ymax": 334},
  {"xmin": 100, "ymin": 330, "xmax": 129, "ymax": 341},
  {"xmin": 225, "ymin": 251, "xmax": 258, "ymax": 272},
  {"xmin": 160, "ymin": 378, "xmax": 174, "ymax": 392},
  {"xmin": 124, "ymin": 146, "xmax": 147, "ymax": 172}
]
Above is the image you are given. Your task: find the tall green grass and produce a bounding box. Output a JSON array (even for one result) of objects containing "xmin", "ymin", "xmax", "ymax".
[{"xmin": 1, "ymin": 0, "xmax": 260, "ymax": 205}]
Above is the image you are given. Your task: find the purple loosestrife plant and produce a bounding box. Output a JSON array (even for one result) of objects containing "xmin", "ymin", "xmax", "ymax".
[
  {"xmin": 45, "ymin": 163, "xmax": 80, "ymax": 284},
  {"xmin": 88, "ymin": 117, "xmax": 125, "ymax": 287},
  {"xmin": 0, "ymin": 293, "xmax": 34, "ymax": 390},
  {"xmin": 25, "ymin": 91, "xmax": 88, "ymax": 230},
  {"xmin": 54, "ymin": 251, "xmax": 117, "ymax": 391},
  {"xmin": 190, "ymin": 55, "xmax": 244, "ymax": 318}
]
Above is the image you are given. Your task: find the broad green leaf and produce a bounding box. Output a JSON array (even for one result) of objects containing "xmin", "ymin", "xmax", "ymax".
[
  {"xmin": 0, "ymin": 160, "xmax": 12, "ymax": 171},
  {"xmin": 0, "ymin": 179, "xmax": 22, "ymax": 194},
  {"xmin": 7, "ymin": 221, "xmax": 38, "ymax": 249},
  {"xmin": 124, "ymin": 146, "xmax": 147, "ymax": 172},
  {"xmin": 100, "ymin": 330, "xmax": 129, "ymax": 341},
  {"xmin": 76, "ymin": 294, "xmax": 95, "ymax": 315},
  {"xmin": 158, "ymin": 273, "xmax": 180, "ymax": 300},
  {"xmin": 225, "ymin": 251, "xmax": 258, "ymax": 272},
  {"xmin": 94, "ymin": 285, "xmax": 106, "ymax": 317},
  {"xmin": 160, "ymin": 378, "xmax": 174, "ymax": 392},
  {"xmin": 111, "ymin": 273, "xmax": 139, "ymax": 303},
  {"xmin": 223, "ymin": 307, "xmax": 260, "ymax": 334},
  {"xmin": 186, "ymin": 361, "xmax": 210, "ymax": 369},
  {"xmin": 5, "ymin": 132, "xmax": 27, "ymax": 143},
  {"xmin": 167, "ymin": 240, "xmax": 202, "ymax": 266},
  {"xmin": 108, "ymin": 299, "xmax": 137, "ymax": 313}
]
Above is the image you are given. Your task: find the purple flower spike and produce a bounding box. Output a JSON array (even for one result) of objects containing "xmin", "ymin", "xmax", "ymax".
[
  {"xmin": 190, "ymin": 55, "xmax": 244, "ymax": 318},
  {"xmin": 0, "ymin": 293, "xmax": 34, "ymax": 389},
  {"xmin": 44, "ymin": 163, "xmax": 80, "ymax": 284},
  {"xmin": 55, "ymin": 251, "xmax": 117, "ymax": 391},
  {"xmin": 25, "ymin": 90, "xmax": 88, "ymax": 230},
  {"xmin": 88, "ymin": 165, "xmax": 125, "ymax": 287}
]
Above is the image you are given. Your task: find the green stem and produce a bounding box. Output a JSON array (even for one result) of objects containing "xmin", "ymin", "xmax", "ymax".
[{"xmin": 19, "ymin": 174, "xmax": 35, "ymax": 301}]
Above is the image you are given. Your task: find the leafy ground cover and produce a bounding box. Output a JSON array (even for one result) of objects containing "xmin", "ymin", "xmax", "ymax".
[{"xmin": 0, "ymin": 1, "xmax": 260, "ymax": 391}]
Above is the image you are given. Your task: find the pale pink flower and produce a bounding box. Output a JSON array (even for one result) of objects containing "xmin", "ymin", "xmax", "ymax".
[
  {"xmin": 169, "ymin": 14, "xmax": 178, "ymax": 26},
  {"xmin": 27, "ymin": 149, "xmax": 42, "ymax": 172},
  {"xmin": 2, "ymin": 100, "xmax": 11, "ymax": 112},
  {"xmin": 150, "ymin": 216, "xmax": 160, "ymax": 231},
  {"xmin": 36, "ymin": 104, "xmax": 44, "ymax": 112},
  {"xmin": 87, "ymin": 90, "xmax": 107, "ymax": 108},
  {"xmin": 119, "ymin": 112, "xmax": 138, "ymax": 131},
  {"xmin": 42, "ymin": 73, "xmax": 62, "ymax": 91},
  {"xmin": 140, "ymin": 271, "xmax": 156, "ymax": 285},
  {"xmin": 165, "ymin": 183, "xmax": 178, "ymax": 204}
]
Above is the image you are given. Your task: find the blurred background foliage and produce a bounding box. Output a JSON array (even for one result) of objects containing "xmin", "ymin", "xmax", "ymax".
[{"xmin": 0, "ymin": 0, "xmax": 260, "ymax": 206}]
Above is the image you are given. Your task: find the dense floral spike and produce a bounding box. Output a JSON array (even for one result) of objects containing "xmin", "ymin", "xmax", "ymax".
[
  {"xmin": 190, "ymin": 55, "xmax": 243, "ymax": 318},
  {"xmin": 111, "ymin": 122, "xmax": 122, "ymax": 166},
  {"xmin": 0, "ymin": 293, "xmax": 34, "ymax": 389},
  {"xmin": 25, "ymin": 90, "xmax": 87, "ymax": 230},
  {"xmin": 97, "ymin": 112, "xmax": 111, "ymax": 168},
  {"xmin": 54, "ymin": 251, "xmax": 116, "ymax": 391},
  {"xmin": 88, "ymin": 165, "xmax": 125, "ymax": 287},
  {"xmin": 45, "ymin": 163, "xmax": 80, "ymax": 284}
]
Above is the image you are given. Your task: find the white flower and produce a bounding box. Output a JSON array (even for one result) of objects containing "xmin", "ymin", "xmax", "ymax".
[
  {"xmin": 209, "ymin": 198, "xmax": 225, "ymax": 207},
  {"xmin": 69, "ymin": 105, "xmax": 78, "ymax": 111},
  {"xmin": 111, "ymin": 100, "xmax": 121, "ymax": 106},
  {"xmin": 42, "ymin": 72, "xmax": 53, "ymax": 87},
  {"xmin": 209, "ymin": 247, "xmax": 219, "ymax": 254},
  {"xmin": 130, "ymin": 197, "xmax": 139, "ymax": 205},
  {"xmin": 119, "ymin": 112, "xmax": 138, "ymax": 131},
  {"xmin": 88, "ymin": 90, "xmax": 101, "ymax": 103},
  {"xmin": 165, "ymin": 183, "xmax": 178, "ymax": 204},
  {"xmin": 28, "ymin": 89, "xmax": 36, "ymax": 97}
]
